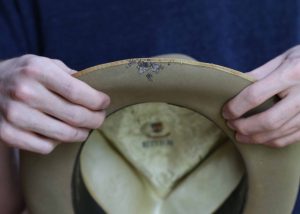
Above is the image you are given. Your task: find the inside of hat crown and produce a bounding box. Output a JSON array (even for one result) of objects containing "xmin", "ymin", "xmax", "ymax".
[{"xmin": 73, "ymin": 102, "xmax": 247, "ymax": 214}]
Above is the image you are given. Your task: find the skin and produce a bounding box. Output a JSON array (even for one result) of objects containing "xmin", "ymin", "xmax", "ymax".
[
  {"xmin": 223, "ymin": 45, "xmax": 300, "ymax": 147},
  {"xmin": 0, "ymin": 54, "xmax": 110, "ymax": 213},
  {"xmin": 0, "ymin": 54, "xmax": 110, "ymax": 154}
]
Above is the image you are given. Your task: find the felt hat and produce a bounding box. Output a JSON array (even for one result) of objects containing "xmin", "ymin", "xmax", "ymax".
[{"xmin": 21, "ymin": 58, "xmax": 300, "ymax": 214}]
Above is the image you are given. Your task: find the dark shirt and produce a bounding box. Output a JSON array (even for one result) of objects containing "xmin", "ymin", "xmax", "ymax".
[
  {"xmin": 0, "ymin": 0, "xmax": 299, "ymax": 71},
  {"xmin": 0, "ymin": 0, "xmax": 299, "ymax": 212}
]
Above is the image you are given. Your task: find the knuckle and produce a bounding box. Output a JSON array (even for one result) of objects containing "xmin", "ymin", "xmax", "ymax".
[
  {"xmin": 21, "ymin": 54, "xmax": 40, "ymax": 66},
  {"xmin": 19, "ymin": 66, "xmax": 40, "ymax": 77},
  {"xmin": 262, "ymin": 119, "xmax": 276, "ymax": 130},
  {"xmin": 12, "ymin": 82, "xmax": 33, "ymax": 102},
  {"xmin": 20, "ymin": 55, "xmax": 50, "ymax": 70},
  {"xmin": 244, "ymin": 88, "xmax": 261, "ymax": 107},
  {"xmin": 261, "ymin": 113, "xmax": 281, "ymax": 130}
]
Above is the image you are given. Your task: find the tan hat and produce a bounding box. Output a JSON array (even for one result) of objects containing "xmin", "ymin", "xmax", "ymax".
[{"xmin": 21, "ymin": 58, "xmax": 300, "ymax": 214}]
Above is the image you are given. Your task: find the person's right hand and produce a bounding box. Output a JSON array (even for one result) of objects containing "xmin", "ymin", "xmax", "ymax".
[{"xmin": 0, "ymin": 55, "xmax": 110, "ymax": 154}]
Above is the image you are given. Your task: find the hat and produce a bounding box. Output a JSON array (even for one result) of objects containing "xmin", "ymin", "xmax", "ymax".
[{"xmin": 21, "ymin": 58, "xmax": 300, "ymax": 214}]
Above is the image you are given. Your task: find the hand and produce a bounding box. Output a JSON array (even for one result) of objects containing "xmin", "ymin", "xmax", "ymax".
[
  {"xmin": 0, "ymin": 55, "xmax": 110, "ymax": 154},
  {"xmin": 223, "ymin": 45, "xmax": 300, "ymax": 147}
]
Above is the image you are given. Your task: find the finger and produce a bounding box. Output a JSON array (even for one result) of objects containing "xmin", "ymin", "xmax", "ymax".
[
  {"xmin": 234, "ymin": 106, "xmax": 300, "ymax": 144},
  {"xmin": 247, "ymin": 53, "xmax": 287, "ymax": 80},
  {"xmin": 51, "ymin": 59, "xmax": 76, "ymax": 74},
  {"xmin": 279, "ymin": 111, "xmax": 300, "ymax": 132},
  {"xmin": 223, "ymin": 70, "xmax": 288, "ymax": 120},
  {"xmin": 0, "ymin": 119, "xmax": 57, "ymax": 154},
  {"xmin": 12, "ymin": 81, "xmax": 106, "ymax": 129},
  {"xmin": 266, "ymin": 129, "xmax": 300, "ymax": 147},
  {"xmin": 227, "ymin": 93, "xmax": 300, "ymax": 135},
  {"xmin": 5, "ymin": 101, "xmax": 89, "ymax": 142},
  {"xmin": 235, "ymin": 126, "xmax": 297, "ymax": 145},
  {"xmin": 32, "ymin": 61, "xmax": 110, "ymax": 110}
]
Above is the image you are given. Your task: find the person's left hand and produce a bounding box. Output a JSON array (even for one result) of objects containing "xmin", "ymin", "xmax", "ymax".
[{"xmin": 222, "ymin": 45, "xmax": 300, "ymax": 147}]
